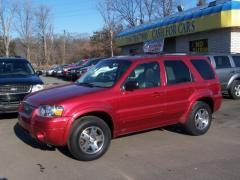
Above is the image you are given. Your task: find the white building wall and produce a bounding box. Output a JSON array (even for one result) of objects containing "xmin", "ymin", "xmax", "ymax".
[{"xmin": 231, "ymin": 28, "xmax": 240, "ymax": 53}]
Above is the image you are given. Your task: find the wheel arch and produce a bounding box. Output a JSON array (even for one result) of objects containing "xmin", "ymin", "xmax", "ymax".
[
  {"xmin": 80, "ymin": 111, "xmax": 114, "ymax": 136},
  {"xmin": 227, "ymin": 74, "xmax": 240, "ymax": 90},
  {"xmin": 180, "ymin": 93, "xmax": 214, "ymax": 124},
  {"xmin": 63, "ymin": 109, "xmax": 116, "ymax": 145},
  {"xmin": 196, "ymin": 97, "xmax": 214, "ymax": 113}
]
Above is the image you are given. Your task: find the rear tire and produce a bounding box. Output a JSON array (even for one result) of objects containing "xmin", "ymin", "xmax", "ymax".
[
  {"xmin": 229, "ymin": 80, "xmax": 240, "ymax": 99},
  {"xmin": 183, "ymin": 102, "xmax": 212, "ymax": 136},
  {"xmin": 68, "ymin": 116, "xmax": 111, "ymax": 161}
]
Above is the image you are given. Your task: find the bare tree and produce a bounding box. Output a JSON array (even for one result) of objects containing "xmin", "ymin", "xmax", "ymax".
[
  {"xmin": 156, "ymin": 0, "xmax": 178, "ymax": 17},
  {"xmin": 97, "ymin": 0, "xmax": 119, "ymax": 56},
  {"xmin": 136, "ymin": 0, "xmax": 144, "ymax": 24},
  {"xmin": 0, "ymin": 0, "xmax": 17, "ymax": 57},
  {"xmin": 111, "ymin": 0, "xmax": 138, "ymax": 27},
  {"xmin": 35, "ymin": 5, "xmax": 52, "ymax": 65},
  {"xmin": 15, "ymin": 0, "xmax": 34, "ymax": 61},
  {"xmin": 143, "ymin": 0, "xmax": 155, "ymax": 22},
  {"xmin": 99, "ymin": 0, "xmax": 178, "ymax": 28}
]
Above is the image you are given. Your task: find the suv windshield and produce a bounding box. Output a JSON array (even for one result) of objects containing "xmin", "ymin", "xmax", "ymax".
[
  {"xmin": 76, "ymin": 59, "xmax": 131, "ymax": 88},
  {"xmin": 0, "ymin": 60, "xmax": 35, "ymax": 76}
]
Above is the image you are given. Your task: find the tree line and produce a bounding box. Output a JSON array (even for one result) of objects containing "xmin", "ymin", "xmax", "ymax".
[{"xmin": 0, "ymin": 0, "xmax": 205, "ymax": 67}]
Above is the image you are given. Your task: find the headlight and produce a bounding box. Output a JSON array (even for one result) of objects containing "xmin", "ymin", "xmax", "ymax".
[
  {"xmin": 38, "ymin": 105, "xmax": 64, "ymax": 117},
  {"xmin": 32, "ymin": 84, "xmax": 44, "ymax": 92}
]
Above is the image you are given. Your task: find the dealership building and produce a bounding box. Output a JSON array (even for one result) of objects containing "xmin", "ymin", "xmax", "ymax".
[{"xmin": 115, "ymin": 0, "xmax": 240, "ymax": 55}]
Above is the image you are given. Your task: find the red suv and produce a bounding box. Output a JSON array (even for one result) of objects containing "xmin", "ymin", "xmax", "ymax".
[{"xmin": 18, "ymin": 55, "xmax": 222, "ymax": 161}]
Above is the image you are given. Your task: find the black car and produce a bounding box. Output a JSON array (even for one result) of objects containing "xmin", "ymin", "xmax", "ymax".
[
  {"xmin": 69, "ymin": 58, "xmax": 105, "ymax": 81},
  {"xmin": 0, "ymin": 57, "xmax": 44, "ymax": 113}
]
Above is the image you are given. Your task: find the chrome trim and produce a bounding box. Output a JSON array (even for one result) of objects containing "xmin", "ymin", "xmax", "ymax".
[{"xmin": 0, "ymin": 85, "xmax": 32, "ymax": 95}]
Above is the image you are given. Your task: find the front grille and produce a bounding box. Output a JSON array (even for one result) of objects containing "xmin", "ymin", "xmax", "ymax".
[
  {"xmin": 0, "ymin": 93, "xmax": 27, "ymax": 103},
  {"xmin": 0, "ymin": 84, "xmax": 31, "ymax": 94}
]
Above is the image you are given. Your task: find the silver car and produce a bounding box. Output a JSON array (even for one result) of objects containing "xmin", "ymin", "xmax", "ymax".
[{"xmin": 207, "ymin": 54, "xmax": 240, "ymax": 99}]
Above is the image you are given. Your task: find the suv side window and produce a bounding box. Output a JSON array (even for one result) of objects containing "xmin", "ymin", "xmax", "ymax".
[
  {"xmin": 232, "ymin": 56, "xmax": 240, "ymax": 67},
  {"xmin": 191, "ymin": 60, "xmax": 215, "ymax": 80},
  {"xmin": 125, "ymin": 62, "xmax": 160, "ymax": 89},
  {"xmin": 164, "ymin": 60, "xmax": 192, "ymax": 85},
  {"xmin": 214, "ymin": 56, "xmax": 231, "ymax": 69}
]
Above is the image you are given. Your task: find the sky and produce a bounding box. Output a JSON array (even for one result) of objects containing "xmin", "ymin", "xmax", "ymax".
[{"xmin": 33, "ymin": 0, "xmax": 200, "ymax": 36}]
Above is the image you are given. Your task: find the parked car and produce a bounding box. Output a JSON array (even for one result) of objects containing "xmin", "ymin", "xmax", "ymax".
[
  {"xmin": 70, "ymin": 58, "xmax": 105, "ymax": 81},
  {"xmin": 18, "ymin": 55, "xmax": 222, "ymax": 161},
  {"xmin": 207, "ymin": 54, "xmax": 240, "ymax": 99},
  {"xmin": 52, "ymin": 65, "xmax": 64, "ymax": 77},
  {"xmin": 62, "ymin": 60, "xmax": 87, "ymax": 78},
  {"xmin": 46, "ymin": 65, "xmax": 58, "ymax": 76},
  {"xmin": 0, "ymin": 57, "xmax": 44, "ymax": 113}
]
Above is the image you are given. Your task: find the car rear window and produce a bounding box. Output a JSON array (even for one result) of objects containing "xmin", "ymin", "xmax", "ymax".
[
  {"xmin": 191, "ymin": 60, "xmax": 215, "ymax": 80},
  {"xmin": 232, "ymin": 56, "xmax": 240, "ymax": 67},
  {"xmin": 164, "ymin": 60, "xmax": 192, "ymax": 85},
  {"xmin": 214, "ymin": 56, "xmax": 231, "ymax": 69}
]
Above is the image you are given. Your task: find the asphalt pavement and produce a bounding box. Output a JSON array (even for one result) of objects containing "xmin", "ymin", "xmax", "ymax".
[{"xmin": 0, "ymin": 76, "xmax": 239, "ymax": 180}]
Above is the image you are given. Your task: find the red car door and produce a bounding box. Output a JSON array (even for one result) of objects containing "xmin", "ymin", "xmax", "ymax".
[
  {"xmin": 162, "ymin": 58, "xmax": 194, "ymax": 123},
  {"xmin": 117, "ymin": 61, "xmax": 166, "ymax": 134}
]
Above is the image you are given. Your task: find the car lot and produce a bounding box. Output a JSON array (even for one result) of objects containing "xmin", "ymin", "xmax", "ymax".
[{"xmin": 0, "ymin": 76, "xmax": 239, "ymax": 180}]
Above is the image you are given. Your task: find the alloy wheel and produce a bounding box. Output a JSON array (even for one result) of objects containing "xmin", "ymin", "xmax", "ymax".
[
  {"xmin": 79, "ymin": 126, "xmax": 105, "ymax": 154},
  {"xmin": 195, "ymin": 109, "xmax": 210, "ymax": 131}
]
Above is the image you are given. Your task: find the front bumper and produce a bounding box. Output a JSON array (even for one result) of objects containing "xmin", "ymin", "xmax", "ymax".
[
  {"xmin": 0, "ymin": 102, "xmax": 19, "ymax": 113},
  {"xmin": 18, "ymin": 111, "xmax": 71, "ymax": 146},
  {"xmin": 0, "ymin": 93, "xmax": 28, "ymax": 113}
]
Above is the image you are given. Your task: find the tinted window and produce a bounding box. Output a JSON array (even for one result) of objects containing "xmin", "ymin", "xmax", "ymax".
[
  {"xmin": 191, "ymin": 60, "xmax": 215, "ymax": 80},
  {"xmin": 125, "ymin": 62, "xmax": 160, "ymax": 89},
  {"xmin": 0, "ymin": 60, "xmax": 35, "ymax": 76},
  {"xmin": 232, "ymin": 56, "xmax": 240, "ymax": 67},
  {"xmin": 164, "ymin": 60, "xmax": 192, "ymax": 85},
  {"xmin": 214, "ymin": 56, "xmax": 231, "ymax": 69}
]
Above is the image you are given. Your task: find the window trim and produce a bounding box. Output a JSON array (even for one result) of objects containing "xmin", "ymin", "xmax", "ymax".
[
  {"xmin": 164, "ymin": 59, "xmax": 194, "ymax": 86},
  {"xmin": 122, "ymin": 61, "xmax": 161, "ymax": 90},
  {"xmin": 191, "ymin": 59, "xmax": 216, "ymax": 80},
  {"xmin": 232, "ymin": 56, "xmax": 240, "ymax": 68},
  {"xmin": 213, "ymin": 56, "xmax": 232, "ymax": 69}
]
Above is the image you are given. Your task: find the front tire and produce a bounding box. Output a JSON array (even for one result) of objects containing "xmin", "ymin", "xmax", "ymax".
[
  {"xmin": 229, "ymin": 80, "xmax": 240, "ymax": 99},
  {"xmin": 68, "ymin": 116, "xmax": 111, "ymax": 161},
  {"xmin": 184, "ymin": 102, "xmax": 212, "ymax": 136}
]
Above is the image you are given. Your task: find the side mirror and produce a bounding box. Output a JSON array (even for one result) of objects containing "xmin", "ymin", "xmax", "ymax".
[
  {"xmin": 124, "ymin": 81, "xmax": 139, "ymax": 91},
  {"xmin": 36, "ymin": 70, "xmax": 43, "ymax": 76}
]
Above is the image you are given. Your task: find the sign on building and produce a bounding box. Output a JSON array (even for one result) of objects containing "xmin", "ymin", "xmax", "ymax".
[
  {"xmin": 189, "ymin": 39, "xmax": 208, "ymax": 52},
  {"xmin": 143, "ymin": 39, "xmax": 165, "ymax": 54}
]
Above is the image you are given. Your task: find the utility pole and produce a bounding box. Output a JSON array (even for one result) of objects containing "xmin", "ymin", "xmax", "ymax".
[
  {"xmin": 62, "ymin": 30, "xmax": 66, "ymax": 65},
  {"xmin": 110, "ymin": 29, "xmax": 114, "ymax": 57}
]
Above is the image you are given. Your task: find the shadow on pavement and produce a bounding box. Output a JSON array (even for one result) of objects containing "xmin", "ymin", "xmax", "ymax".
[
  {"xmin": 14, "ymin": 123, "xmax": 55, "ymax": 151},
  {"xmin": 13, "ymin": 123, "xmax": 76, "ymax": 160},
  {"xmin": 163, "ymin": 124, "xmax": 190, "ymax": 135},
  {"xmin": 0, "ymin": 113, "xmax": 18, "ymax": 120}
]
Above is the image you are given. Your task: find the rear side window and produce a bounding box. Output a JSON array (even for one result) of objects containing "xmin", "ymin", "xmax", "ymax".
[
  {"xmin": 232, "ymin": 56, "xmax": 240, "ymax": 67},
  {"xmin": 191, "ymin": 60, "xmax": 215, "ymax": 80},
  {"xmin": 214, "ymin": 56, "xmax": 231, "ymax": 69},
  {"xmin": 164, "ymin": 60, "xmax": 192, "ymax": 85}
]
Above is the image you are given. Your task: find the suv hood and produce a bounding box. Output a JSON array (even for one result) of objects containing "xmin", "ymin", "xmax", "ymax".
[
  {"xmin": 25, "ymin": 83, "xmax": 104, "ymax": 107},
  {"xmin": 0, "ymin": 75, "xmax": 43, "ymax": 85}
]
